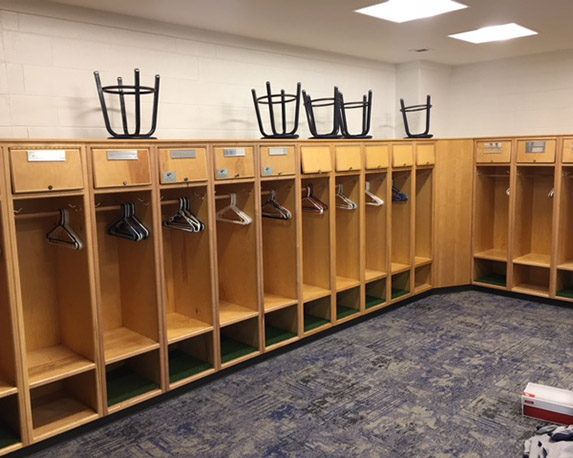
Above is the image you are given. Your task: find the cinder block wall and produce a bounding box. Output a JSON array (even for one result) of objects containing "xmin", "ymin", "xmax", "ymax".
[{"xmin": 0, "ymin": 1, "xmax": 396, "ymax": 140}]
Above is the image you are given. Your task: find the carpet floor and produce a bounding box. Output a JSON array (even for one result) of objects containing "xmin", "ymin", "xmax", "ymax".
[{"xmin": 24, "ymin": 291, "xmax": 573, "ymax": 457}]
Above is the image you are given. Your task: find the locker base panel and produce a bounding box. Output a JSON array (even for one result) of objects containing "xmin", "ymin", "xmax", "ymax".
[
  {"xmin": 303, "ymin": 315, "xmax": 330, "ymax": 332},
  {"xmin": 0, "ymin": 422, "xmax": 19, "ymax": 450},
  {"xmin": 391, "ymin": 288, "xmax": 409, "ymax": 300},
  {"xmin": 474, "ymin": 274, "xmax": 507, "ymax": 287},
  {"xmin": 265, "ymin": 326, "xmax": 297, "ymax": 347},
  {"xmin": 220, "ymin": 337, "xmax": 257, "ymax": 364},
  {"xmin": 365, "ymin": 295, "xmax": 386, "ymax": 309},
  {"xmin": 556, "ymin": 287, "xmax": 573, "ymax": 299},
  {"xmin": 336, "ymin": 305, "xmax": 359, "ymax": 320},
  {"xmin": 168, "ymin": 350, "xmax": 212, "ymax": 384},
  {"xmin": 106, "ymin": 366, "xmax": 160, "ymax": 407}
]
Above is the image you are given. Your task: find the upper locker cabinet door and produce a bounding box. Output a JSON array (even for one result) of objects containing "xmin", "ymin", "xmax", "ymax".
[
  {"xmin": 158, "ymin": 147, "xmax": 208, "ymax": 184},
  {"xmin": 562, "ymin": 138, "xmax": 573, "ymax": 163},
  {"xmin": 92, "ymin": 148, "xmax": 152, "ymax": 188},
  {"xmin": 10, "ymin": 147, "xmax": 84, "ymax": 193},
  {"xmin": 300, "ymin": 146, "xmax": 332, "ymax": 174},
  {"xmin": 364, "ymin": 145, "xmax": 389, "ymax": 170},
  {"xmin": 213, "ymin": 146, "xmax": 255, "ymax": 179},
  {"xmin": 516, "ymin": 139, "xmax": 556, "ymax": 163},
  {"xmin": 416, "ymin": 143, "xmax": 435, "ymax": 166},
  {"xmin": 260, "ymin": 146, "xmax": 296, "ymax": 177},
  {"xmin": 334, "ymin": 145, "xmax": 362, "ymax": 172},
  {"xmin": 476, "ymin": 140, "xmax": 512, "ymax": 163},
  {"xmin": 392, "ymin": 144, "xmax": 414, "ymax": 167}
]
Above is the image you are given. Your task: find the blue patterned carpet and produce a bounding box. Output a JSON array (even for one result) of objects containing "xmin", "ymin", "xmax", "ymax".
[{"xmin": 24, "ymin": 291, "xmax": 573, "ymax": 457}]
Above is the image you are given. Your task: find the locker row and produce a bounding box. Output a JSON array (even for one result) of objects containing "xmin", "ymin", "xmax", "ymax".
[{"xmin": 0, "ymin": 139, "xmax": 434, "ymax": 454}]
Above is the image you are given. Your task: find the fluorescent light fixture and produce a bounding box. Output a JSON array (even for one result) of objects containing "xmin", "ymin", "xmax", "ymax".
[
  {"xmin": 356, "ymin": 0, "xmax": 468, "ymax": 23},
  {"xmin": 449, "ymin": 23, "xmax": 537, "ymax": 43}
]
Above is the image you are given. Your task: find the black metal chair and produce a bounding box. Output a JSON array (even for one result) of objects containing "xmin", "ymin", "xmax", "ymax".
[
  {"xmin": 302, "ymin": 87, "xmax": 342, "ymax": 139},
  {"xmin": 399, "ymin": 94, "xmax": 433, "ymax": 139},
  {"xmin": 251, "ymin": 82, "xmax": 301, "ymax": 139},
  {"xmin": 338, "ymin": 90, "xmax": 373, "ymax": 139},
  {"xmin": 94, "ymin": 68, "xmax": 160, "ymax": 139}
]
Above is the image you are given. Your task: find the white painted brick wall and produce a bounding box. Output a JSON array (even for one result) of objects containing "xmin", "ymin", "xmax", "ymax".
[{"xmin": 0, "ymin": 1, "xmax": 396, "ymax": 140}]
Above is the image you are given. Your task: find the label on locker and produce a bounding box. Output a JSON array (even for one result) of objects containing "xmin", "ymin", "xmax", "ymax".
[
  {"xmin": 217, "ymin": 169, "xmax": 230, "ymax": 178},
  {"xmin": 107, "ymin": 150, "xmax": 139, "ymax": 161},
  {"xmin": 526, "ymin": 141, "xmax": 546, "ymax": 153},
  {"xmin": 163, "ymin": 172, "xmax": 177, "ymax": 183},
  {"xmin": 27, "ymin": 150, "xmax": 66, "ymax": 162},
  {"xmin": 262, "ymin": 167, "xmax": 274, "ymax": 176},
  {"xmin": 269, "ymin": 147, "xmax": 288, "ymax": 156},
  {"xmin": 171, "ymin": 150, "xmax": 196, "ymax": 159},
  {"xmin": 224, "ymin": 148, "xmax": 246, "ymax": 157},
  {"xmin": 482, "ymin": 142, "xmax": 503, "ymax": 154}
]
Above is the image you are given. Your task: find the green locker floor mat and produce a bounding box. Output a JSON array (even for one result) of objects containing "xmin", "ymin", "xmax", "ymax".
[
  {"xmin": 220, "ymin": 336, "xmax": 257, "ymax": 364},
  {"xmin": 106, "ymin": 366, "xmax": 159, "ymax": 407},
  {"xmin": 169, "ymin": 350, "xmax": 212, "ymax": 383}
]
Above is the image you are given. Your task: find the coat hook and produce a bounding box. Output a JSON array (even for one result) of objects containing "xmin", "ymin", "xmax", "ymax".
[
  {"xmin": 548, "ymin": 188, "xmax": 555, "ymax": 198},
  {"xmin": 137, "ymin": 197, "xmax": 150, "ymax": 206}
]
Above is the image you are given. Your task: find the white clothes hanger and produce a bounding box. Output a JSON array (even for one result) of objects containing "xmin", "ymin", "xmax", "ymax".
[
  {"xmin": 365, "ymin": 181, "xmax": 384, "ymax": 207},
  {"xmin": 335, "ymin": 184, "xmax": 357, "ymax": 210},
  {"xmin": 216, "ymin": 193, "xmax": 253, "ymax": 225}
]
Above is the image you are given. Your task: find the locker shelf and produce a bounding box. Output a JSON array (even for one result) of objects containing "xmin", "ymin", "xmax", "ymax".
[
  {"xmin": 166, "ymin": 313, "xmax": 212, "ymax": 344},
  {"xmin": 512, "ymin": 284, "xmax": 549, "ymax": 297},
  {"xmin": 104, "ymin": 327, "xmax": 160, "ymax": 364},
  {"xmin": 474, "ymin": 249, "xmax": 507, "ymax": 262},
  {"xmin": 302, "ymin": 284, "xmax": 331, "ymax": 302},
  {"xmin": 414, "ymin": 256, "xmax": 432, "ymax": 267},
  {"xmin": 33, "ymin": 395, "xmax": 97, "ymax": 441},
  {"xmin": 168, "ymin": 350, "xmax": 212, "ymax": 384},
  {"xmin": 28, "ymin": 345, "xmax": 95, "ymax": 388},
  {"xmin": 263, "ymin": 293, "xmax": 298, "ymax": 313},
  {"xmin": 335, "ymin": 276, "xmax": 361, "ymax": 292},
  {"xmin": 106, "ymin": 365, "xmax": 160, "ymax": 407},
  {"xmin": 0, "ymin": 381, "xmax": 16, "ymax": 400},
  {"xmin": 557, "ymin": 261, "xmax": 573, "ymax": 271},
  {"xmin": 391, "ymin": 262, "xmax": 410, "ymax": 274},
  {"xmin": 513, "ymin": 253, "xmax": 551, "ymax": 267},
  {"xmin": 31, "ymin": 376, "xmax": 98, "ymax": 442},
  {"xmin": 219, "ymin": 301, "xmax": 259, "ymax": 327},
  {"xmin": 364, "ymin": 269, "xmax": 386, "ymax": 282}
]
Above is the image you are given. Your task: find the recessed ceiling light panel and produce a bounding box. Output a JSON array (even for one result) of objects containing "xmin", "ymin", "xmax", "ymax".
[
  {"xmin": 356, "ymin": 0, "xmax": 468, "ymax": 23},
  {"xmin": 449, "ymin": 23, "xmax": 538, "ymax": 44}
]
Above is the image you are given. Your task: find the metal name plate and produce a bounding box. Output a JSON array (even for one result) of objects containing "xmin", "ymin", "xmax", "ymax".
[
  {"xmin": 224, "ymin": 148, "xmax": 246, "ymax": 158},
  {"xmin": 163, "ymin": 172, "xmax": 177, "ymax": 183},
  {"xmin": 269, "ymin": 147, "xmax": 288, "ymax": 156},
  {"xmin": 262, "ymin": 167, "xmax": 274, "ymax": 176},
  {"xmin": 171, "ymin": 150, "xmax": 196, "ymax": 159},
  {"xmin": 107, "ymin": 150, "xmax": 139, "ymax": 161},
  {"xmin": 526, "ymin": 141, "xmax": 546, "ymax": 154},
  {"xmin": 27, "ymin": 150, "xmax": 66, "ymax": 162},
  {"xmin": 482, "ymin": 142, "xmax": 503, "ymax": 154},
  {"xmin": 217, "ymin": 169, "xmax": 230, "ymax": 179}
]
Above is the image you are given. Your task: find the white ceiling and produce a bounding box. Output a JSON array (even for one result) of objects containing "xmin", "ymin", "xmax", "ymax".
[{"xmin": 47, "ymin": 0, "xmax": 573, "ymax": 65}]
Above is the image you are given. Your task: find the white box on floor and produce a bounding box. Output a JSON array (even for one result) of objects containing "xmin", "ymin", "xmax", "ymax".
[{"xmin": 522, "ymin": 383, "xmax": 573, "ymax": 425}]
